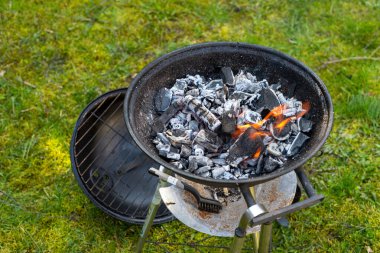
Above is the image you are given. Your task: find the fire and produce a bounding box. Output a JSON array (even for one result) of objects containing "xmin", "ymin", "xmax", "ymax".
[
  {"xmin": 274, "ymin": 117, "xmax": 292, "ymax": 133},
  {"xmin": 233, "ymin": 101, "xmax": 310, "ymax": 138},
  {"xmin": 252, "ymin": 147, "xmax": 262, "ymax": 159}
]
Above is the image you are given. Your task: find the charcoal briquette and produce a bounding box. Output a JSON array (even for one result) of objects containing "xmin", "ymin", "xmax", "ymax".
[
  {"xmin": 154, "ymin": 87, "xmax": 172, "ymax": 113},
  {"xmin": 221, "ymin": 67, "xmax": 235, "ymax": 86},
  {"xmin": 298, "ymin": 118, "xmax": 313, "ymax": 132}
]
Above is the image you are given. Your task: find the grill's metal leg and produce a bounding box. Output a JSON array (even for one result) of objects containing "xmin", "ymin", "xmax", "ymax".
[
  {"xmin": 135, "ymin": 167, "xmax": 169, "ymax": 253},
  {"xmin": 258, "ymin": 222, "xmax": 273, "ymax": 253},
  {"xmin": 230, "ymin": 212, "xmax": 251, "ymax": 253},
  {"xmin": 230, "ymin": 185, "xmax": 269, "ymax": 253}
]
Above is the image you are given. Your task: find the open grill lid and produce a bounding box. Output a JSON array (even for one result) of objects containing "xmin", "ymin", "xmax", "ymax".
[
  {"xmin": 124, "ymin": 42, "xmax": 334, "ymax": 187},
  {"xmin": 70, "ymin": 89, "xmax": 174, "ymax": 224}
]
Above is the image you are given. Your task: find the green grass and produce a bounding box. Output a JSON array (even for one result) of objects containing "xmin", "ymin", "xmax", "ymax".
[{"xmin": 0, "ymin": 0, "xmax": 379, "ymax": 252}]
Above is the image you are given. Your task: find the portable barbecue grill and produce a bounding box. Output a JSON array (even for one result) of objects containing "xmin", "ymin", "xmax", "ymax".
[
  {"xmin": 71, "ymin": 42, "xmax": 333, "ymax": 253},
  {"xmin": 123, "ymin": 42, "xmax": 333, "ymax": 252}
]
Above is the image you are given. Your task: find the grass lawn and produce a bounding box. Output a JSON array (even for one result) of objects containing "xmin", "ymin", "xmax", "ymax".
[{"xmin": 0, "ymin": 0, "xmax": 379, "ymax": 252}]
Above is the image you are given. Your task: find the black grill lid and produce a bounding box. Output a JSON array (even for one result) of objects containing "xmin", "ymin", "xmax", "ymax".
[{"xmin": 70, "ymin": 88, "xmax": 174, "ymax": 224}]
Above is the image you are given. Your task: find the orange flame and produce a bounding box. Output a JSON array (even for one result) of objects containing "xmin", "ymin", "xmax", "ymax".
[
  {"xmin": 252, "ymin": 147, "xmax": 262, "ymax": 159},
  {"xmin": 233, "ymin": 104, "xmax": 287, "ymax": 138},
  {"xmin": 231, "ymin": 101, "xmax": 311, "ymax": 158}
]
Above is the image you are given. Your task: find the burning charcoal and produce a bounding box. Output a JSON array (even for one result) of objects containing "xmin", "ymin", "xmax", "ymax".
[
  {"xmin": 202, "ymin": 98, "xmax": 212, "ymax": 108},
  {"xmin": 267, "ymin": 142, "xmax": 282, "ymax": 157},
  {"xmin": 234, "ymin": 168, "xmax": 242, "ymax": 178},
  {"xmin": 154, "ymin": 88, "xmax": 172, "ymax": 112},
  {"xmin": 205, "ymin": 79, "xmax": 224, "ymax": 90},
  {"xmin": 276, "ymin": 91, "xmax": 287, "ymax": 104},
  {"xmin": 188, "ymin": 155, "xmax": 213, "ymax": 167},
  {"xmin": 186, "ymin": 113, "xmax": 192, "ymax": 122},
  {"xmin": 291, "ymin": 122, "xmax": 299, "ymax": 133},
  {"xmin": 152, "ymin": 100, "xmax": 184, "ymax": 133},
  {"xmin": 253, "ymin": 88, "xmax": 281, "ymax": 112},
  {"xmin": 188, "ymin": 158, "xmax": 198, "ymax": 172},
  {"xmin": 193, "ymin": 129, "xmax": 223, "ymax": 152},
  {"xmin": 238, "ymin": 107, "xmax": 262, "ymax": 125},
  {"xmin": 263, "ymin": 156, "xmax": 283, "ymax": 173},
  {"xmin": 263, "ymin": 135, "xmax": 273, "ymax": 145},
  {"xmin": 244, "ymin": 168, "xmax": 252, "ymax": 174},
  {"xmin": 176, "ymin": 112, "xmax": 188, "ymax": 122},
  {"xmin": 172, "ymin": 79, "xmax": 188, "ymax": 90},
  {"xmin": 206, "ymin": 153, "xmax": 220, "ymax": 158},
  {"xmin": 286, "ymin": 132, "xmax": 309, "ymax": 156},
  {"xmin": 221, "ymin": 99, "xmax": 240, "ymax": 134},
  {"xmin": 171, "ymin": 89, "xmax": 185, "ymax": 97},
  {"xmin": 239, "ymin": 174, "xmax": 249, "ymax": 179},
  {"xmin": 229, "ymin": 91, "xmax": 252, "ymax": 101},
  {"xmin": 187, "ymin": 74, "xmax": 204, "ymax": 87},
  {"xmin": 179, "ymin": 158, "xmax": 189, "ymax": 168},
  {"xmin": 185, "ymin": 95, "xmax": 221, "ymax": 131},
  {"xmin": 193, "ymin": 144, "xmax": 205, "ymax": 156},
  {"xmin": 229, "ymin": 157, "xmax": 246, "ymax": 167},
  {"xmin": 153, "ymin": 72, "xmax": 313, "ymax": 180},
  {"xmin": 223, "ymin": 165, "xmax": 230, "ymax": 171},
  {"xmin": 200, "ymin": 172, "xmax": 211, "ymax": 178},
  {"xmin": 269, "ymin": 120, "xmax": 292, "ymax": 141},
  {"xmin": 170, "ymin": 118, "xmax": 185, "ymax": 130},
  {"xmin": 246, "ymin": 72, "xmax": 257, "ymax": 83},
  {"xmin": 210, "ymin": 106, "xmax": 224, "ymax": 116},
  {"xmin": 270, "ymin": 83, "xmax": 281, "ymax": 91},
  {"xmin": 180, "ymin": 145, "xmax": 192, "ymax": 158},
  {"xmin": 221, "ymin": 67, "xmax": 235, "ymax": 86},
  {"xmin": 157, "ymin": 133, "xmax": 170, "ymax": 145},
  {"xmin": 255, "ymin": 154, "xmax": 265, "ymax": 175},
  {"xmin": 188, "ymin": 120, "xmax": 199, "ymax": 132},
  {"xmin": 201, "ymin": 89, "xmax": 216, "ymax": 101},
  {"xmin": 185, "ymin": 88, "xmax": 200, "ymax": 97},
  {"xmin": 157, "ymin": 143, "xmax": 171, "ymax": 154},
  {"xmin": 283, "ymin": 108, "xmax": 297, "ymax": 117},
  {"xmin": 235, "ymin": 71, "xmax": 262, "ymax": 93},
  {"xmin": 224, "ymin": 99, "xmax": 241, "ymax": 115},
  {"xmin": 156, "ymin": 143, "xmax": 179, "ymax": 154},
  {"xmin": 222, "ymin": 172, "xmax": 237, "ymax": 180},
  {"xmin": 166, "ymin": 132, "xmax": 192, "ymax": 148},
  {"xmin": 163, "ymin": 152, "xmax": 180, "ymax": 160},
  {"xmin": 212, "ymin": 158, "xmax": 227, "ymax": 165},
  {"xmin": 246, "ymin": 158, "xmax": 258, "ymax": 167},
  {"xmin": 215, "ymin": 89, "xmax": 227, "ymax": 104},
  {"xmin": 218, "ymin": 153, "xmax": 229, "ymax": 159},
  {"xmin": 171, "ymin": 161, "xmax": 183, "ymax": 169},
  {"xmin": 298, "ymin": 118, "xmax": 313, "ymax": 132},
  {"xmin": 172, "ymin": 129, "xmax": 190, "ymax": 138},
  {"xmin": 227, "ymin": 127, "xmax": 265, "ymax": 165},
  {"xmin": 195, "ymin": 166, "xmax": 211, "ymax": 175},
  {"xmin": 221, "ymin": 113, "xmax": 236, "ymax": 134},
  {"xmin": 212, "ymin": 167, "xmax": 226, "ymax": 178}
]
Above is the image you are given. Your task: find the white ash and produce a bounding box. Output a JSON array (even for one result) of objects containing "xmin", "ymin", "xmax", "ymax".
[{"xmin": 153, "ymin": 69, "xmax": 313, "ymax": 180}]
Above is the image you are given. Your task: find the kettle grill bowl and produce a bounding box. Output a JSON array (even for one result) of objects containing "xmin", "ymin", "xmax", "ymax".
[{"xmin": 124, "ymin": 42, "xmax": 333, "ymax": 187}]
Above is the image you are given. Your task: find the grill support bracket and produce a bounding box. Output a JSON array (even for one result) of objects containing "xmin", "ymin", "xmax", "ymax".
[{"xmin": 136, "ymin": 166, "xmax": 323, "ymax": 253}]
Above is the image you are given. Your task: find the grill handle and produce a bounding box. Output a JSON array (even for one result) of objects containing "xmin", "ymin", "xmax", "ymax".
[
  {"xmin": 249, "ymin": 167, "xmax": 324, "ymax": 226},
  {"xmin": 148, "ymin": 167, "xmax": 185, "ymax": 190}
]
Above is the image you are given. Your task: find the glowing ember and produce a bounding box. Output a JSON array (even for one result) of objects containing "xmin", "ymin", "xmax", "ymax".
[{"xmin": 252, "ymin": 147, "xmax": 262, "ymax": 159}]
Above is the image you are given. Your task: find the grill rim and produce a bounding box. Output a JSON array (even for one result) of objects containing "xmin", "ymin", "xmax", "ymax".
[{"xmin": 124, "ymin": 42, "xmax": 334, "ymax": 187}]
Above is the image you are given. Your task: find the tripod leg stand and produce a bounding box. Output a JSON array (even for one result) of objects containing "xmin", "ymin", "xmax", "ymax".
[{"xmin": 135, "ymin": 174, "xmax": 167, "ymax": 252}]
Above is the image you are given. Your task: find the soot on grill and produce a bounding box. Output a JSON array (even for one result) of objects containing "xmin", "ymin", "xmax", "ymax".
[{"xmin": 152, "ymin": 68, "xmax": 312, "ymax": 180}]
